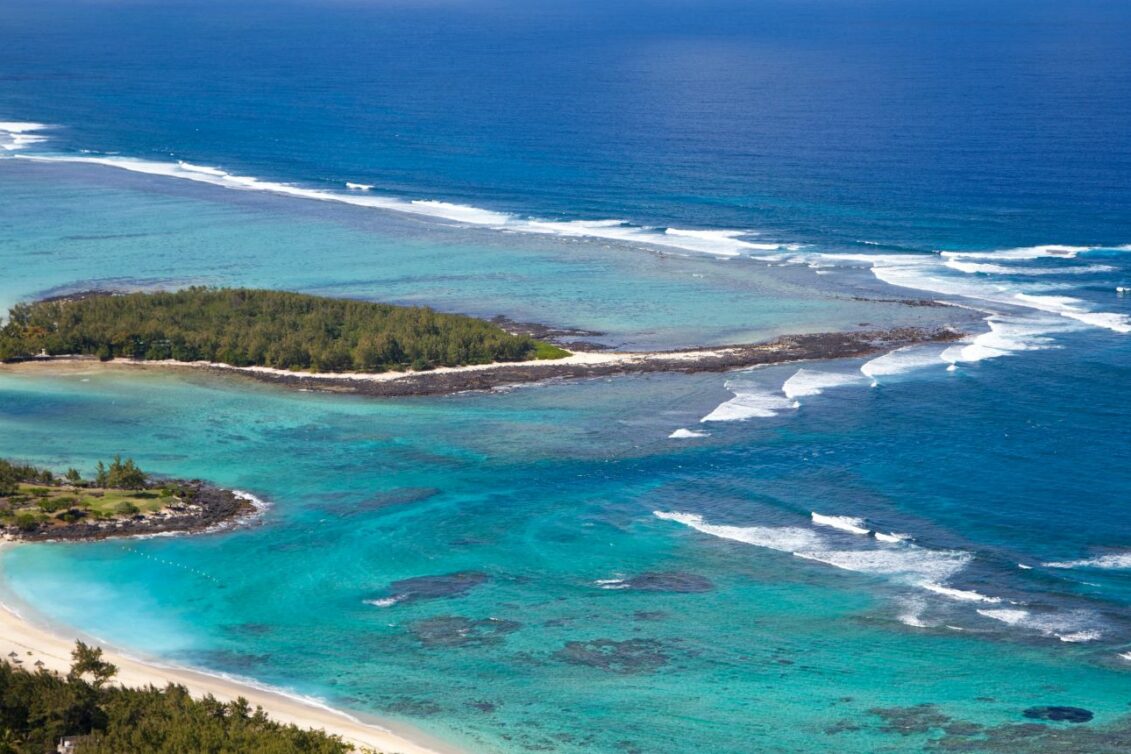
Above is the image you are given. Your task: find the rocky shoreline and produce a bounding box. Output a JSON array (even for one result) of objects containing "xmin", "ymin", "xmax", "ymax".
[
  {"xmin": 2, "ymin": 482, "xmax": 259, "ymax": 543},
  {"xmin": 200, "ymin": 325, "xmax": 964, "ymax": 397}
]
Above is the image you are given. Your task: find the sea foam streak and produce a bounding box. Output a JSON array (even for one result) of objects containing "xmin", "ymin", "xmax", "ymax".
[
  {"xmin": 12, "ymin": 153, "xmax": 791, "ymax": 259},
  {"xmin": 1043, "ymin": 553, "xmax": 1131, "ymax": 570},
  {"xmin": 977, "ymin": 608, "xmax": 1103, "ymax": 642},
  {"xmin": 811, "ymin": 513, "xmax": 870, "ymax": 535},
  {"xmin": 656, "ymin": 511, "xmax": 972, "ymax": 586},
  {"xmin": 863, "ymin": 250, "xmax": 1131, "ymax": 335},
  {"xmin": 793, "ymin": 546, "xmax": 972, "ymax": 584},
  {"xmin": 0, "ymin": 122, "xmax": 50, "ymax": 151},
  {"xmin": 653, "ymin": 511, "xmax": 823, "ymax": 553}
]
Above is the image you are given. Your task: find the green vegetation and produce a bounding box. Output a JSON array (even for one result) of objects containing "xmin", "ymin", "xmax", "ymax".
[
  {"xmin": 0, "ymin": 642, "xmax": 353, "ymax": 753},
  {"xmin": 0, "ymin": 288, "xmax": 570, "ymax": 372},
  {"xmin": 0, "ymin": 458, "xmax": 169, "ymax": 533}
]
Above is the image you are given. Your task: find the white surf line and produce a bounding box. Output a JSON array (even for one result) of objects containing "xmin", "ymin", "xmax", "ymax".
[{"xmin": 10, "ymin": 152, "xmax": 797, "ymax": 259}]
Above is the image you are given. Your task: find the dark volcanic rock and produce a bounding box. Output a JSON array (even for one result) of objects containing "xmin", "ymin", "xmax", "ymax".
[
  {"xmin": 623, "ymin": 572, "xmax": 714, "ymax": 593},
  {"xmin": 374, "ymin": 571, "xmax": 489, "ymax": 605},
  {"xmin": 218, "ymin": 326, "xmax": 964, "ymax": 398},
  {"xmin": 409, "ymin": 616, "xmax": 521, "ymax": 648},
  {"xmin": 556, "ymin": 639, "xmax": 669, "ymax": 674},
  {"xmin": 1023, "ymin": 706, "xmax": 1094, "ymax": 723}
]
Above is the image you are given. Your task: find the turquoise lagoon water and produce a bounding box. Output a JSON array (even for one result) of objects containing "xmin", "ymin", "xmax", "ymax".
[{"xmin": 3, "ymin": 0, "xmax": 1131, "ymax": 752}]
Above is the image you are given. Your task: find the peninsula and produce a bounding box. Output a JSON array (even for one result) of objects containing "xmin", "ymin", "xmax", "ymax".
[
  {"xmin": 0, "ymin": 288, "xmax": 964, "ymax": 397},
  {"xmin": 0, "ymin": 456, "xmax": 257, "ymax": 542}
]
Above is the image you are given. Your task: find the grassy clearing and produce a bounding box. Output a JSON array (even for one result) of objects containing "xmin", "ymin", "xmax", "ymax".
[
  {"xmin": 533, "ymin": 341, "xmax": 571, "ymax": 360},
  {"xmin": 0, "ymin": 483, "xmax": 180, "ymax": 530}
]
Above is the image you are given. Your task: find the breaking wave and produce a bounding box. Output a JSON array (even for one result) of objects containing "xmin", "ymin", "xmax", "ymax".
[{"xmin": 1043, "ymin": 552, "xmax": 1131, "ymax": 570}]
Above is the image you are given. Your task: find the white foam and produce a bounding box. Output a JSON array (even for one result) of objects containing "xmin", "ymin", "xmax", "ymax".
[
  {"xmin": 363, "ymin": 596, "xmax": 402, "ymax": 608},
  {"xmin": 943, "ymin": 245, "xmax": 1093, "ymax": 262},
  {"xmin": 781, "ymin": 368, "xmax": 864, "ymax": 399},
  {"xmin": 345, "ymin": 182, "xmax": 373, "ymax": 191},
  {"xmin": 1014, "ymin": 293, "xmax": 1131, "ymax": 334},
  {"xmin": 896, "ymin": 598, "xmax": 933, "ymax": 628},
  {"xmin": 794, "ymin": 546, "xmax": 972, "ymax": 584},
  {"xmin": 653, "ymin": 511, "xmax": 824, "ymax": 553},
  {"xmin": 1043, "ymin": 552, "xmax": 1131, "ymax": 570},
  {"xmin": 977, "ymin": 608, "xmax": 1030, "ymax": 626},
  {"xmin": 594, "ymin": 578, "xmax": 630, "ymax": 590},
  {"xmin": 699, "ymin": 382, "xmax": 797, "ymax": 423},
  {"xmin": 977, "ymin": 608, "xmax": 1103, "ymax": 642},
  {"xmin": 669, "ymin": 428, "xmax": 710, "ymax": 439},
  {"xmin": 860, "ymin": 344, "xmax": 948, "ymax": 386},
  {"xmin": 662, "ymin": 228, "xmax": 785, "ymax": 255},
  {"xmin": 811, "ymin": 513, "xmax": 870, "ymax": 535},
  {"xmin": 920, "ymin": 583, "xmax": 1001, "ymax": 603},
  {"xmin": 1119, "ymin": 652, "xmax": 1131, "ymax": 662},
  {"xmin": 945, "ymin": 259, "xmax": 1114, "ymax": 276},
  {"xmin": 941, "ymin": 314, "xmax": 1067, "ymax": 365},
  {"xmin": 858, "ymin": 249, "xmax": 1131, "ymax": 339},
  {"xmin": 0, "ymin": 121, "xmax": 50, "ymax": 151},
  {"xmin": 656, "ymin": 512, "xmax": 970, "ymax": 586},
  {"xmin": 874, "ymin": 531, "xmax": 911, "ymax": 543}
]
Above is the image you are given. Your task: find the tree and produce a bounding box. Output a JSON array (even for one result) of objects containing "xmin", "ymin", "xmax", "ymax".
[
  {"xmin": 65, "ymin": 467, "xmax": 82, "ymax": 485},
  {"xmin": 69, "ymin": 641, "xmax": 118, "ymax": 688},
  {"xmin": 0, "ymin": 460, "xmax": 17, "ymax": 496},
  {"xmin": 105, "ymin": 456, "xmax": 147, "ymax": 490}
]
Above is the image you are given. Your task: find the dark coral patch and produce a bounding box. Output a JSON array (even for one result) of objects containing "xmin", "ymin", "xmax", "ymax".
[
  {"xmin": 556, "ymin": 639, "xmax": 669, "ymax": 674},
  {"xmin": 409, "ymin": 616, "xmax": 521, "ymax": 648},
  {"xmin": 869, "ymin": 704, "xmax": 952, "ymax": 735},
  {"xmin": 1023, "ymin": 706, "xmax": 1094, "ymax": 723},
  {"xmin": 372, "ymin": 571, "xmax": 489, "ymax": 605}
]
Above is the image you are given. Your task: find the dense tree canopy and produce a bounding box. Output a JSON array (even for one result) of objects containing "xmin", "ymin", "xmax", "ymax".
[
  {"xmin": 0, "ymin": 643, "xmax": 353, "ymax": 753},
  {"xmin": 0, "ymin": 288, "xmax": 567, "ymax": 372}
]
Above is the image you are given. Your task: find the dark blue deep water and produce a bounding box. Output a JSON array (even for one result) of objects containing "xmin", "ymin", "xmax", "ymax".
[{"xmin": 1, "ymin": 1, "xmax": 1131, "ymax": 752}]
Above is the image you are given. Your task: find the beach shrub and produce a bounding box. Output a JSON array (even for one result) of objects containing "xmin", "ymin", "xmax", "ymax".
[
  {"xmin": 37, "ymin": 497, "xmax": 71, "ymax": 513},
  {"xmin": 114, "ymin": 501, "xmax": 140, "ymax": 516},
  {"xmin": 0, "ymin": 287, "xmax": 566, "ymax": 371},
  {"xmin": 14, "ymin": 511, "xmax": 42, "ymax": 532}
]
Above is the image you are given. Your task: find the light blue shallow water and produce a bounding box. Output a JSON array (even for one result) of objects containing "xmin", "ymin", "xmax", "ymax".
[{"xmin": 2, "ymin": 0, "xmax": 1131, "ymax": 752}]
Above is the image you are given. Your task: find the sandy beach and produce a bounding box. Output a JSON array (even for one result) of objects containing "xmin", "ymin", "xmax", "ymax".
[{"xmin": 0, "ymin": 542, "xmax": 458, "ymax": 754}]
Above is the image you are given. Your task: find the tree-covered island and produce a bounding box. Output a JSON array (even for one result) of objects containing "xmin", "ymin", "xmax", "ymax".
[
  {"xmin": 0, "ymin": 457, "xmax": 255, "ymax": 541},
  {"xmin": 0, "ymin": 288, "xmax": 569, "ymax": 372}
]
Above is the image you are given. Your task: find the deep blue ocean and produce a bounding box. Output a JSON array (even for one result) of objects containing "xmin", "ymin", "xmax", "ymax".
[{"xmin": 2, "ymin": 1, "xmax": 1130, "ymax": 752}]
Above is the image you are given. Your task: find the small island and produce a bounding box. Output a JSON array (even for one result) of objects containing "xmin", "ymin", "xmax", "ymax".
[
  {"xmin": 0, "ymin": 287, "xmax": 568, "ymax": 371},
  {"xmin": 0, "ymin": 456, "xmax": 257, "ymax": 542}
]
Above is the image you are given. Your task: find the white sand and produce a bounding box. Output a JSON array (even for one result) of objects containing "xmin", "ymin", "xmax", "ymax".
[
  {"xmin": 0, "ymin": 346, "xmax": 747, "ymax": 385},
  {"xmin": 0, "ymin": 543, "xmax": 458, "ymax": 754}
]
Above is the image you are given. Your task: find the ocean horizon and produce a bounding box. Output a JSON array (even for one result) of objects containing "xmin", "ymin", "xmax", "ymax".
[{"xmin": 2, "ymin": 0, "xmax": 1130, "ymax": 751}]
